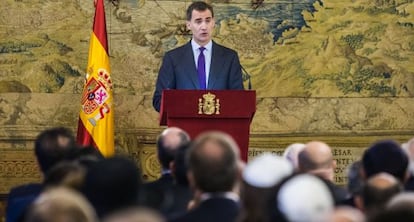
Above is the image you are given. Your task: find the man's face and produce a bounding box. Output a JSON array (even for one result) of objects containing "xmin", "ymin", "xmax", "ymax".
[{"xmin": 186, "ymin": 9, "xmax": 215, "ymax": 46}]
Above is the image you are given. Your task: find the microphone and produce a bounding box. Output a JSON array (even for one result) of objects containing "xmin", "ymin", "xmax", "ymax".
[{"xmin": 241, "ymin": 65, "xmax": 252, "ymax": 90}]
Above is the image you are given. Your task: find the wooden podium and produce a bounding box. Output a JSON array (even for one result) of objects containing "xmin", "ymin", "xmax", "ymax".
[{"xmin": 160, "ymin": 90, "xmax": 256, "ymax": 162}]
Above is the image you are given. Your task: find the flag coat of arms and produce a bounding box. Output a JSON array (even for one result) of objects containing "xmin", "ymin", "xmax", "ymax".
[{"xmin": 77, "ymin": 0, "xmax": 114, "ymax": 157}]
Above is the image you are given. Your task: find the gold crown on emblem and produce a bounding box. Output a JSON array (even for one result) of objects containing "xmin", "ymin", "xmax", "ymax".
[
  {"xmin": 203, "ymin": 92, "xmax": 216, "ymax": 100},
  {"xmin": 97, "ymin": 68, "xmax": 113, "ymax": 89}
]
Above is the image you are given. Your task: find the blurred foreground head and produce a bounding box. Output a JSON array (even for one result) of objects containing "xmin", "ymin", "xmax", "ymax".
[
  {"xmin": 362, "ymin": 140, "xmax": 409, "ymax": 182},
  {"xmin": 24, "ymin": 187, "xmax": 97, "ymax": 222},
  {"xmin": 83, "ymin": 155, "xmax": 142, "ymax": 219},
  {"xmin": 35, "ymin": 127, "xmax": 78, "ymax": 174},
  {"xmin": 187, "ymin": 131, "xmax": 241, "ymax": 193},
  {"xmin": 274, "ymin": 174, "xmax": 335, "ymax": 222},
  {"xmin": 157, "ymin": 127, "xmax": 190, "ymax": 170}
]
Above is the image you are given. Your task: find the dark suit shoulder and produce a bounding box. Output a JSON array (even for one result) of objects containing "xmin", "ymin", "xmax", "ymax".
[
  {"xmin": 212, "ymin": 41, "xmax": 238, "ymax": 55},
  {"xmin": 7, "ymin": 183, "xmax": 43, "ymax": 222},
  {"xmin": 165, "ymin": 42, "xmax": 192, "ymax": 57},
  {"xmin": 140, "ymin": 174, "xmax": 176, "ymax": 210},
  {"xmin": 8, "ymin": 183, "xmax": 43, "ymax": 197},
  {"xmin": 144, "ymin": 174, "xmax": 174, "ymax": 189},
  {"xmin": 168, "ymin": 197, "xmax": 240, "ymax": 222}
]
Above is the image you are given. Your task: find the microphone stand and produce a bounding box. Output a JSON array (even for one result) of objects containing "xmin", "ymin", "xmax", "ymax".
[{"xmin": 241, "ymin": 66, "xmax": 252, "ymax": 90}]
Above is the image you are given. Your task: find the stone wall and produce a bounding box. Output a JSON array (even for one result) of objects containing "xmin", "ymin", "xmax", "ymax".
[{"xmin": 1, "ymin": 93, "xmax": 413, "ymax": 193}]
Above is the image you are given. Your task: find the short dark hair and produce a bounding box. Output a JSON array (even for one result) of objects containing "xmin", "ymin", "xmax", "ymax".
[
  {"xmin": 347, "ymin": 160, "xmax": 364, "ymax": 195},
  {"xmin": 186, "ymin": 1, "xmax": 214, "ymax": 21},
  {"xmin": 34, "ymin": 127, "xmax": 77, "ymax": 174},
  {"xmin": 82, "ymin": 155, "xmax": 142, "ymax": 219},
  {"xmin": 362, "ymin": 140, "xmax": 409, "ymax": 182},
  {"xmin": 43, "ymin": 161, "xmax": 86, "ymax": 191}
]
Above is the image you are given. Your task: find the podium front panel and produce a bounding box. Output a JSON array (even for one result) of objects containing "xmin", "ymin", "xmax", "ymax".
[{"xmin": 160, "ymin": 90, "xmax": 256, "ymax": 162}]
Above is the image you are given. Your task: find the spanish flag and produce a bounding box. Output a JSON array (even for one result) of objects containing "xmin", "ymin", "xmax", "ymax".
[{"xmin": 77, "ymin": 0, "xmax": 114, "ymax": 157}]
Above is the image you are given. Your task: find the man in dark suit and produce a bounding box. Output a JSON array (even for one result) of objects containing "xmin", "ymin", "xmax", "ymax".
[
  {"xmin": 361, "ymin": 139, "xmax": 409, "ymax": 185},
  {"xmin": 152, "ymin": 1, "xmax": 244, "ymax": 112},
  {"xmin": 169, "ymin": 131, "xmax": 242, "ymax": 222},
  {"xmin": 82, "ymin": 155, "xmax": 142, "ymax": 219},
  {"xmin": 6, "ymin": 127, "xmax": 78, "ymax": 222},
  {"xmin": 358, "ymin": 172, "xmax": 403, "ymax": 219},
  {"xmin": 140, "ymin": 127, "xmax": 190, "ymax": 213},
  {"xmin": 297, "ymin": 141, "xmax": 349, "ymax": 204}
]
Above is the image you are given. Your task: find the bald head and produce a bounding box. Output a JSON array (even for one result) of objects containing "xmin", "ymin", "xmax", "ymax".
[
  {"xmin": 157, "ymin": 127, "xmax": 190, "ymax": 169},
  {"xmin": 388, "ymin": 192, "xmax": 414, "ymax": 211},
  {"xmin": 329, "ymin": 206, "xmax": 365, "ymax": 222},
  {"xmin": 188, "ymin": 131, "xmax": 240, "ymax": 193},
  {"xmin": 361, "ymin": 172, "xmax": 403, "ymax": 212},
  {"xmin": 299, "ymin": 141, "xmax": 334, "ymax": 170},
  {"xmin": 160, "ymin": 127, "xmax": 189, "ymax": 148},
  {"xmin": 403, "ymin": 137, "xmax": 414, "ymax": 160},
  {"xmin": 367, "ymin": 172, "xmax": 400, "ymax": 189},
  {"xmin": 298, "ymin": 141, "xmax": 335, "ymax": 180}
]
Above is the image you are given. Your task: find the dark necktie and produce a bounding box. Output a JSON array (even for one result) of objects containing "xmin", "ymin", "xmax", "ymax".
[{"xmin": 197, "ymin": 47, "xmax": 206, "ymax": 89}]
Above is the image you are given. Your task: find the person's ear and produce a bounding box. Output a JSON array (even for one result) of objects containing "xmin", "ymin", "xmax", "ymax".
[
  {"xmin": 237, "ymin": 160, "xmax": 245, "ymax": 180},
  {"xmin": 404, "ymin": 169, "xmax": 410, "ymax": 183},
  {"xmin": 169, "ymin": 161, "xmax": 176, "ymax": 176},
  {"xmin": 360, "ymin": 167, "xmax": 367, "ymax": 180},
  {"xmin": 354, "ymin": 195, "xmax": 365, "ymax": 212},
  {"xmin": 186, "ymin": 21, "xmax": 191, "ymax": 30},
  {"xmin": 187, "ymin": 170, "xmax": 196, "ymax": 190}
]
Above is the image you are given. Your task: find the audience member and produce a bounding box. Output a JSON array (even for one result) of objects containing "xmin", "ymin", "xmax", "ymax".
[
  {"xmin": 368, "ymin": 192, "xmax": 414, "ymax": 222},
  {"xmin": 140, "ymin": 127, "xmax": 190, "ymax": 212},
  {"xmin": 346, "ymin": 160, "xmax": 364, "ymax": 195},
  {"xmin": 357, "ymin": 172, "xmax": 403, "ymax": 220},
  {"xmin": 361, "ymin": 139, "xmax": 409, "ymax": 183},
  {"xmin": 103, "ymin": 207, "xmax": 165, "ymax": 222},
  {"xmin": 238, "ymin": 153, "xmax": 293, "ymax": 222},
  {"xmin": 169, "ymin": 131, "xmax": 242, "ymax": 222},
  {"xmin": 298, "ymin": 141, "xmax": 348, "ymax": 204},
  {"xmin": 6, "ymin": 127, "xmax": 78, "ymax": 222},
  {"xmin": 23, "ymin": 187, "xmax": 97, "ymax": 222},
  {"xmin": 274, "ymin": 174, "xmax": 335, "ymax": 222},
  {"xmin": 9, "ymin": 129, "xmax": 414, "ymax": 222},
  {"xmin": 82, "ymin": 155, "xmax": 142, "ymax": 220},
  {"xmin": 387, "ymin": 192, "xmax": 414, "ymax": 214},
  {"xmin": 329, "ymin": 206, "xmax": 365, "ymax": 222},
  {"xmin": 67, "ymin": 145, "xmax": 105, "ymax": 169},
  {"xmin": 401, "ymin": 137, "xmax": 414, "ymax": 160},
  {"xmin": 341, "ymin": 160, "xmax": 364, "ymax": 207},
  {"xmin": 282, "ymin": 143, "xmax": 305, "ymax": 170},
  {"xmin": 162, "ymin": 142, "xmax": 193, "ymax": 219},
  {"xmin": 43, "ymin": 160, "xmax": 86, "ymax": 191},
  {"xmin": 401, "ymin": 137, "xmax": 414, "ymax": 190},
  {"xmin": 171, "ymin": 142, "xmax": 191, "ymax": 187}
]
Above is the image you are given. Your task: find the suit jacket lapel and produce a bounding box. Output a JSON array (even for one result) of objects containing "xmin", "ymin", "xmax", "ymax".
[
  {"xmin": 208, "ymin": 42, "xmax": 223, "ymax": 89},
  {"xmin": 183, "ymin": 41, "xmax": 200, "ymax": 89}
]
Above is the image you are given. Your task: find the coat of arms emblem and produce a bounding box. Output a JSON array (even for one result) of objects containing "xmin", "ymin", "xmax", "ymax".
[
  {"xmin": 81, "ymin": 68, "xmax": 112, "ymax": 126},
  {"xmin": 198, "ymin": 92, "xmax": 220, "ymax": 115}
]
